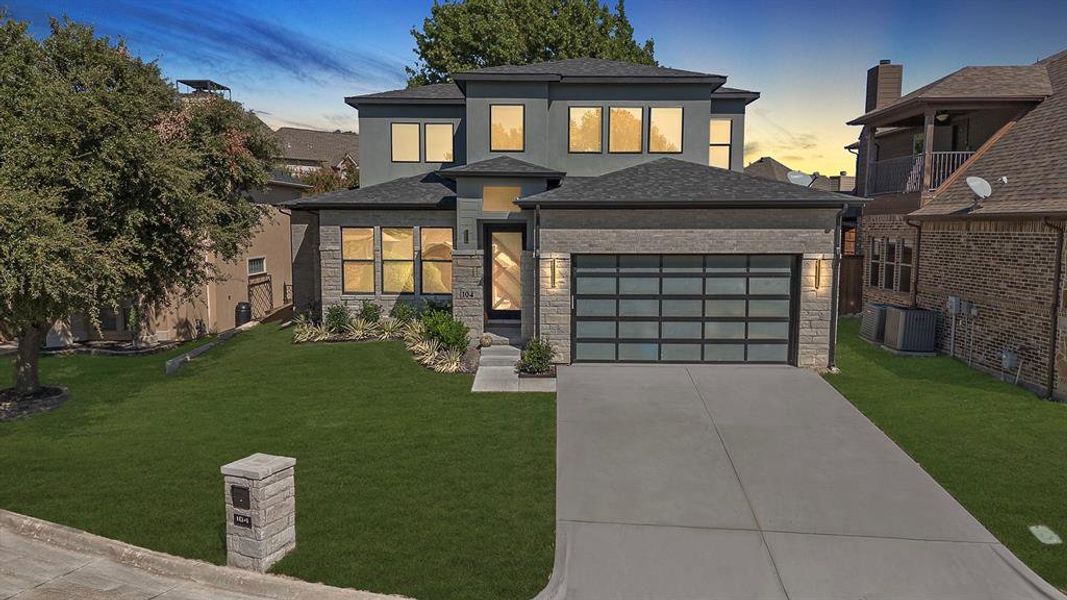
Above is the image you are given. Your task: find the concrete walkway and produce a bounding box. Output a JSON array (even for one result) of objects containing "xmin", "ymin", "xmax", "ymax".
[
  {"xmin": 539, "ymin": 364, "xmax": 1064, "ymax": 600},
  {"xmin": 0, "ymin": 511, "xmax": 401, "ymax": 600}
]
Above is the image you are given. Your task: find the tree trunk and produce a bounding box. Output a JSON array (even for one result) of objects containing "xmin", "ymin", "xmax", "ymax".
[{"xmin": 14, "ymin": 323, "xmax": 47, "ymax": 396}]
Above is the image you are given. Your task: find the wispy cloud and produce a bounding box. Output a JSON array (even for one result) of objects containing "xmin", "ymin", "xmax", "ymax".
[{"xmin": 8, "ymin": 0, "xmax": 407, "ymax": 87}]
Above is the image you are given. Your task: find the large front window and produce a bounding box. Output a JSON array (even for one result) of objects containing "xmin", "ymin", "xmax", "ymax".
[
  {"xmin": 649, "ymin": 107, "xmax": 683, "ymax": 153},
  {"xmin": 424, "ymin": 123, "xmax": 454, "ymax": 162},
  {"xmin": 482, "ymin": 185, "xmax": 522, "ymax": 213},
  {"xmin": 490, "ymin": 104, "xmax": 524, "ymax": 152},
  {"xmin": 709, "ymin": 119, "xmax": 732, "ymax": 169},
  {"xmin": 390, "ymin": 123, "xmax": 420, "ymax": 162},
  {"xmin": 382, "ymin": 227, "xmax": 414, "ymax": 293},
  {"xmin": 568, "ymin": 106, "xmax": 602, "ymax": 153},
  {"xmin": 609, "ymin": 107, "xmax": 643, "ymax": 153},
  {"xmin": 342, "ymin": 228, "xmax": 375, "ymax": 294},
  {"xmin": 421, "ymin": 228, "xmax": 453, "ymax": 294}
]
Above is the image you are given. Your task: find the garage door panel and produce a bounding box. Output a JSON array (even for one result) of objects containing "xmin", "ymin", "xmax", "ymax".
[{"xmin": 572, "ymin": 254, "xmax": 797, "ymax": 364}]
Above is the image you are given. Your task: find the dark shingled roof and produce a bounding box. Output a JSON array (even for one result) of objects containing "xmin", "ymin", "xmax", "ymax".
[
  {"xmin": 282, "ymin": 173, "xmax": 455, "ymax": 209},
  {"xmin": 850, "ymin": 64, "xmax": 1052, "ymax": 125},
  {"xmin": 452, "ymin": 57, "xmax": 723, "ymax": 81},
  {"xmin": 437, "ymin": 156, "xmax": 564, "ymax": 178},
  {"xmin": 517, "ymin": 158, "xmax": 857, "ymax": 208},
  {"xmin": 267, "ymin": 170, "xmax": 311, "ymax": 189},
  {"xmin": 274, "ymin": 127, "xmax": 360, "ymax": 166},
  {"xmin": 712, "ymin": 86, "xmax": 761, "ymax": 104},
  {"xmin": 346, "ymin": 82, "xmax": 465, "ymax": 107},
  {"xmin": 912, "ymin": 49, "xmax": 1067, "ymax": 218}
]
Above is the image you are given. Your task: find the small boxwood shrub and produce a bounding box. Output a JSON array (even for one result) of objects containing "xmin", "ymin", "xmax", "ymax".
[
  {"xmin": 421, "ymin": 309, "xmax": 470, "ymax": 353},
  {"xmin": 323, "ymin": 304, "xmax": 351, "ymax": 334},
  {"xmin": 358, "ymin": 299, "xmax": 382, "ymax": 323},
  {"xmin": 389, "ymin": 301, "xmax": 421, "ymax": 323},
  {"xmin": 517, "ymin": 338, "xmax": 555, "ymax": 374}
]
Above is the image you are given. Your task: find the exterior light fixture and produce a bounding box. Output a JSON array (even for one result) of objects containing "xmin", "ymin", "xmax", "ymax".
[
  {"xmin": 550, "ymin": 258, "xmax": 558, "ymax": 288},
  {"xmin": 463, "ymin": 228, "xmax": 469, "ymax": 244},
  {"xmin": 814, "ymin": 258, "xmax": 823, "ymax": 290}
]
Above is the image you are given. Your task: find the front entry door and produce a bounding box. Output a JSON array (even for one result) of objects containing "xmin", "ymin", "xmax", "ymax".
[{"xmin": 485, "ymin": 227, "xmax": 525, "ymax": 320}]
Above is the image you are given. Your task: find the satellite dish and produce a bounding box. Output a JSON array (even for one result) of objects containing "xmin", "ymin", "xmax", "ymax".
[
  {"xmin": 787, "ymin": 170, "xmax": 813, "ymax": 187},
  {"xmin": 966, "ymin": 176, "xmax": 993, "ymax": 199}
]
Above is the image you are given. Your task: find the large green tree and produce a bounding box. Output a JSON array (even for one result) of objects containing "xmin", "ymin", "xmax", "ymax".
[
  {"xmin": 0, "ymin": 16, "xmax": 275, "ymax": 395},
  {"xmin": 406, "ymin": 0, "xmax": 655, "ymax": 86}
]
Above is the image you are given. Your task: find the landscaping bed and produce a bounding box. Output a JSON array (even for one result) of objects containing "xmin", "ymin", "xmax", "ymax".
[
  {"xmin": 825, "ymin": 318, "xmax": 1067, "ymax": 590},
  {"xmin": 0, "ymin": 325, "xmax": 556, "ymax": 600}
]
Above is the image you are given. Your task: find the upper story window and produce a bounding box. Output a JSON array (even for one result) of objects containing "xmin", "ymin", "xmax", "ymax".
[
  {"xmin": 391, "ymin": 123, "xmax": 420, "ymax": 162},
  {"xmin": 568, "ymin": 106, "xmax": 602, "ymax": 153},
  {"xmin": 609, "ymin": 107, "xmax": 643, "ymax": 153},
  {"xmin": 424, "ymin": 123, "xmax": 454, "ymax": 162},
  {"xmin": 708, "ymin": 119, "xmax": 732, "ymax": 169},
  {"xmin": 483, "ymin": 185, "xmax": 522, "ymax": 213},
  {"xmin": 649, "ymin": 107, "xmax": 683, "ymax": 153},
  {"xmin": 490, "ymin": 104, "xmax": 525, "ymax": 152}
]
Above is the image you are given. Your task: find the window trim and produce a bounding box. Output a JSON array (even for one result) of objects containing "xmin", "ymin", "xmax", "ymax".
[
  {"xmin": 567, "ymin": 105, "xmax": 603, "ymax": 154},
  {"xmin": 608, "ymin": 106, "xmax": 644, "ymax": 154},
  {"xmin": 247, "ymin": 256, "xmax": 267, "ymax": 276},
  {"xmin": 423, "ymin": 122, "xmax": 454, "ymax": 163},
  {"xmin": 489, "ymin": 104, "xmax": 526, "ymax": 152},
  {"xmin": 708, "ymin": 117, "xmax": 732, "ymax": 169},
  {"xmin": 420, "ymin": 227, "xmax": 454, "ymax": 295},
  {"xmin": 390, "ymin": 122, "xmax": 421, "ymax": 163},
  {"xmin": 341, "ymin": 227, "xmax": 375, "ymax": 295},
  {"xmin": 647, "ymin": 106, "xmax": 684, "ymax": 154},
  {"xmin": 381, "ymin": 226, "xmax": 416, "ymax": 294}
]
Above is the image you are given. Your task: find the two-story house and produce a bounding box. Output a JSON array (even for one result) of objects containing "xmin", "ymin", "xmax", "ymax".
[
  {"xmin": 286, "ymin": 58, "xmax": 856, "ymax": 367},
  {"xmin": 850, "ymin": 50, "xmax": 1067, "ymax": 398}
]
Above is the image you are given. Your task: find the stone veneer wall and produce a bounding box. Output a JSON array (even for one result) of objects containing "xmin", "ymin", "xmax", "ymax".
[
  {"xmin": 913, "ymin": 219, "xmax": 1066, "ymax": 396},
  {"xmin": 860, "ymin": 213, "xmax": 917, "ymax": 308},
  {"xmin": 452, "ymin": 251, "xmax": 484, "ymax": 343},
  {"xmin": 535, "ymin": 208, "xmax": 838, "ymax": 367},
  {"xmin": 316, "ymin": 209, "xmax": 455, "ymax": 316}
]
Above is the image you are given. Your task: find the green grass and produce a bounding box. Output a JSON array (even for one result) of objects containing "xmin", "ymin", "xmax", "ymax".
[
  {"xmin": 825, "ymin": 318, "xmax": 1067, "ymax": 589},
  {"xmin": 0, "ymin": 326, "xmax": 555, "ymax": 600}
]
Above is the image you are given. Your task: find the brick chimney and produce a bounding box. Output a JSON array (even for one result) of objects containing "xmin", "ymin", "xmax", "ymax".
[{"xmin": 865, "ymin": 60, "xmax": 903, "ymax": 113}]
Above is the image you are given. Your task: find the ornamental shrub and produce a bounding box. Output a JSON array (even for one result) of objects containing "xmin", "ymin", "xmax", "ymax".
[
  {"xmin": 323, "ymin": 304, "xmax": 350, "ymax": 334},
  {"xmin": 421, "ymin": 309, "xmax": 469, "ymax": 352},
  {"xmin": 517, "ymin": 338, "xmax": 555, "ymax": 374},
  {"xmin": 358, "ymin": 299, "xmax": 382, "ymax": 323},
  {"xmin": 389, "ymin": 300, "xmax": 421, "ymax": 323}
]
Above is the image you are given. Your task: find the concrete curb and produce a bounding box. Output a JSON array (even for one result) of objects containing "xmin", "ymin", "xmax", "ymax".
[
  {"xmin": 164, "ymin": 320, "xmax": 258, "ymax": 376},
  {"xmin": 0, "ymin": 509, "xmax": 408, "ymax": 600}
]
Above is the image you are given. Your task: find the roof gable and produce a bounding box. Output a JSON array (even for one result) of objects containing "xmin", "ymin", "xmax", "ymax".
[
  {"xmin": 283, "ymin": 172, "xmax": 455, "ymax": 209},
  {"xmin": 274, "ymin": 127, "xmax": 360, "ymax": 166},
  {"xmin": 437, "ymin": 156, "xmax": 563, "ymax": 179}
]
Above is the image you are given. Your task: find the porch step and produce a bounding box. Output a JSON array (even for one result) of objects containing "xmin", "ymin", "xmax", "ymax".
[{"xmin": 479, "ymin": 344, "xmax": 522, "ymax": 367}]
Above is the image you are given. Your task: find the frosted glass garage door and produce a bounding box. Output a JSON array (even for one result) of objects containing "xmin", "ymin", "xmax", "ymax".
[{"xmin": 572, "ymin": 254, "xmax": 797, "ymax": 363}]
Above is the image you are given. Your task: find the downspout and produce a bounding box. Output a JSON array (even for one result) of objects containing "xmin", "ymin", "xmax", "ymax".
[
  {"xmin": 905, "ymin": 219, "xmax": 922, "ymax": 307},
  {"xmin": 828, "ymin": 203, "xmax": 848, "ymax": 371},
  {"xmin": 534, "ymin": 203, "xmax": 541, "ymax": 339},
  {"xmin": 1043, "ymin": 217, "xmax": 1064, "ymax": 400}
]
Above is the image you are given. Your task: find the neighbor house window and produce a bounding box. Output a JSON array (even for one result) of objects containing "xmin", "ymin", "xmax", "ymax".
[
  {"xmin": 899, "ymin": 239, "xmax": 914, "ymax": 293},
  {"xmin": 382, "ymin": 228, "xmax": 414, "ymax": 293},
  {"xmin": 649, "ymin": 107, "xmax": 683, "ymax": 153},
  {"xmin": 884, "ymin": 240, "xmax": 897, "ymax": 289},
  {"xmin": 868, "ymin": 238, "xmax": 881, "ymax": 287},
  {"xmin": 342, "ymin": 228, "xmax": 375, "ymax": 294},
  {"xmin": 568, "ymin": 106, "xmax": 602, "ymax": 153},
  {"xmin": 247, "ymin": 257, "xmax": 266, "ymax": 276},
  {"xmin": 421, "ymin": 228, "xmax": 453, "ymax": 294},
  {"xmin": 490, "ymin": 104, "xmax": 524, "ymax": 151},
  {"xmin": 609, "ymin": 107, "xmax": 643, "ymax": 153},
  {"xmin": 842, "ymin": 228, "xmax": 857, "ymax": 256},
  {"xmin": 424, "ymin": 123, "xmax": 454, "ymax": 162},
  {"xmin": 709, "ymin": 118, "xmax": 732, "ymax": 169},
  {"xmin": 391, "ymin": 123, "xmax": 420, "ymax": 162},
  {"xmin": 482, "ymin": 185, "xmax": 522, "ymax": 212}
]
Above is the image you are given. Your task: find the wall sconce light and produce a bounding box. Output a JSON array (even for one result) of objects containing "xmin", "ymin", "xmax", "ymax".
[
  {"xmin": 814, "ymin": 258, "xmax": 825, "ymax": 290},
  {"xmin": 463, "ymin": 228, "xmax": 469, "ymax": 245},
  {"xmin": 550, "ymin": 258, "xmax": 558, "ymax": 288}
]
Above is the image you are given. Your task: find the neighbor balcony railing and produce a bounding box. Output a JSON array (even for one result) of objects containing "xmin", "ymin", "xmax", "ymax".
[{"xmin": 869, "ymin": 151, "xmax": 975, "ymax": 195}]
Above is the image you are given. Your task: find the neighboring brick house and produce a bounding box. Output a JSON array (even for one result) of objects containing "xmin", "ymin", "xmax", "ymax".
[
  {"xmin": 286, "ymin": 58, "xmax": 860, "ymax": 368},
  {"xmin": 850, "ymin": 49, "xmax": 1067, "ymax": 397}
]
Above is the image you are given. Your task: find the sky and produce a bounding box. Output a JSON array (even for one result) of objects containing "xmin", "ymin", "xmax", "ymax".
[{"xmin": 7, "ymin": 0, "xmax": 1067, "ymax": 175}]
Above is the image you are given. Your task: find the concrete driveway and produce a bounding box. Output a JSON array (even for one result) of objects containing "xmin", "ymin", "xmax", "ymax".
[{"xmin": 536, "ymin": 364, "xmax": 1064, "ymax": 600}]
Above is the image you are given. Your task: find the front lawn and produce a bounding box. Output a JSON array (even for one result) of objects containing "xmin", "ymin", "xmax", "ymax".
[
  {"xmin": 0, "ymin": 325, "xmax": 556, "ymax": 600},
  {"xmin": 826, "ymin": 318, "xmax": 1067, "ymax": 589}
]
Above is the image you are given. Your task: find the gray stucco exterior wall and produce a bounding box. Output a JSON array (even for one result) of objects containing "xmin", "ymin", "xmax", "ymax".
[
  {"xmin": 357, "ymin": 104, "xmax": 466, "ymax": 187},
  {"xmin": 290, "ymin": 210, "xmax": 320, "ymax": 314}
]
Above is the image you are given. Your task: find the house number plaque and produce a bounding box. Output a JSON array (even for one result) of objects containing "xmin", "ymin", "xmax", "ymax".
[{"xmin": 233, "ymin": 513, "xmax": 252, "ymax": 528}]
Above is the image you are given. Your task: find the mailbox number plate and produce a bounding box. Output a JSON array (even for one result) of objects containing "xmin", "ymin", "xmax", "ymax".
[
  {"xmin": 233, "ymin": 513, "xmax": 252, "ymax": 528},
  {"xmin": 231, "ymin": 485, "xmax": 250, "ymax": 510}
]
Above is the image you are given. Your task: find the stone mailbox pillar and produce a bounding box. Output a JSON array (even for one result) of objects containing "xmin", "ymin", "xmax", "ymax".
[{"xmin": 220, "ymin": 453, "xmax": 296, "ymax": 572}]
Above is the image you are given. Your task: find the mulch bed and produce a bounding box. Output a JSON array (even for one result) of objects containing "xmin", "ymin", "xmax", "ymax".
[
  {"xmin": 0, "ymin": 386, "xmax": 70, "ymax": 422},
  {"xmin": 42, "ymin": 340, "xmax": 180, "ymax": 357},
  {"xmin": 518, "ymin": 366, "xmax": 557, "ymax": 379}
]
